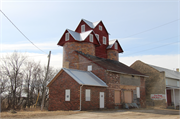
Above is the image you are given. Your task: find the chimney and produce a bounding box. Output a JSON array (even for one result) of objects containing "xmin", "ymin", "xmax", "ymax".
[{"xmin": 176, "ymin": 68, "xmax": 179, "ymax": 72}]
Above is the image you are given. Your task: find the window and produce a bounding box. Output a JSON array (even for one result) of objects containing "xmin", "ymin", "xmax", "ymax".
[
  {"xmin": 95, "ymin": 34, "xmax": 99, "ymax": 41},
  {"xmin": 103, "ymin": 36, "xmax": 106, "ymax": 45},
  {"xmin": 89, "ymin": 34, "xmax": 93, "ymax": 42},
  {"xmin": 177, "ymin": 81, "xmax": 179, "ymax": 87},
  {"xmin": 81, "ymin": 25, "xmax": 85, "ymax": 32},
  {"xmin": 85, "ymin": 89, "xmax": 91, "ymax": 101},
  {"xmin": 136, "ymin": 87, "xmax": 140, "ymax": 98},
  {"xmin": 65, "ymin": 33, "xmax": 69, "ymax": 41},
  {"xmin": 65, "ymin": 89, "xmax": 70, "ymax": 101},
  {"xmin": 87, "ymin": 65, "xmax": 92, "ymax": 71},
  {"xmin": 99, "ymin": 25, "xmax": 102, "ymax": 31},
  {"xmin": 115, "ymin": 90, "xmax": 120, "ymax": 104},
  {"xmin": 114, "ymin": 42, "xmax": 118, "ymax": 49}
]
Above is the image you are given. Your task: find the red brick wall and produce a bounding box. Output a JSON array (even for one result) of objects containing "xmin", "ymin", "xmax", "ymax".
[
  {"xmin": 63, "ymin": 42, "xmax": 95, "ymax": 69},
  {"xmin": 107, "ymin": 50, "xmax": 119, "ymax": 61},
  {"xmin": 48, "ymin": 71, "xmax": 80, "ymax": 111},
  {"xmin": 78, "ymin": 54, "xmax": 107, "ymax": 83},
  {"xmin": 81, "ymin": 86, "xmax": 106, "ymax": 110}
]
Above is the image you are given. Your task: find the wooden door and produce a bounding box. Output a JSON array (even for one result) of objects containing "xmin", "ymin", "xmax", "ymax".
[
  {"xmin": 124, "ymin": 91, "xmax": 132, "ymax": 103},
  {"xmin": 166, "ymin": 90, "xmax": 172, "ymax": 106}
]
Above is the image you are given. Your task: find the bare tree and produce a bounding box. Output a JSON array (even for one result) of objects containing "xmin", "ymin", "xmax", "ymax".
[{"xmin": 1, "ymin": 51, "xmax": 27, "ymax": 109}]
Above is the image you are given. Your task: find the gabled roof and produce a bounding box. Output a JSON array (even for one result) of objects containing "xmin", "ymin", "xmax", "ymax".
[
  {"xmin": 82, "ymin": 19, "xmax": 101, "ymax": 28},
  {"xmin": 57, "ymin": 29, "xmax": 101, "ymax": 45},
  {"xmin": 149, "ymin": 65, "xmax": 180, "ymax": 80},
  {"xmin": 80, "ymin": 19, "xmax": 110, "ymax": 35},
  {"xmin": 106, "ymin": 39, "xmax": 124, "ymax": 53},
  {"xmin": 76, "ymin": 51, "xmax": 146, "ymax": 77},
  {"xmin": 47, "ymin": 68, "xmax": 108, "ymax": 87}
]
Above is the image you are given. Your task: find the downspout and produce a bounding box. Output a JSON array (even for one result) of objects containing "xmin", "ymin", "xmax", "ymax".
[{"xmin": 80, "ymin": 85, "xmax": 83, "ymax": 111}]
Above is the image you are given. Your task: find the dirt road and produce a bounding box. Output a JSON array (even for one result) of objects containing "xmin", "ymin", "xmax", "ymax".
[{"xmin": 1, "ymin": 108, "xmax": 180, "ymax": 119}]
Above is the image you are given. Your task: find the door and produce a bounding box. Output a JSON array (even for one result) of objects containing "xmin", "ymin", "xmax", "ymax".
[
  {"xmin": 167, "ymin": 90, "xmax": 172, "ymax": 106},
  {"xmin": 100, "ymin": 92, "xmax": 104, "ymax": 108},
  {"xmin": 124, "ymin": 91, "xmax": 132, "ymax": 103}
]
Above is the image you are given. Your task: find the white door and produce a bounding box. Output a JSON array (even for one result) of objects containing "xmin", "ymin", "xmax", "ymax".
[{"xmin": 100, "ymin": 92, "xmax": 104, "ymax": 108}]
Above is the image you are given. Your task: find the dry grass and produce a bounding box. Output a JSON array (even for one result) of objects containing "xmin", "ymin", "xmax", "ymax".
[{"xmin": 0, "ymin": 108, "xmax": 84, "ymax": 119}]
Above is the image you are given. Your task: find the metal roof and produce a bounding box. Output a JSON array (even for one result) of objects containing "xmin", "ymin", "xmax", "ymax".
[
  {"xmin": 106, "ymin": 39, "xmax": 117, "ymax": 49},
  {"xmin": 63, "ymin": 68, "xmax": 108, "ymax": 87},
  {"xmin": 67, "ymin": 29, "xmax": 100, "ymax": 44},
  {"xmin": 82, "ymin": 19, "xmax": 101, "ymax": 28},
  {"xmin": 149, "ymin": 65, "xmax": 180, "ymax": 80}
]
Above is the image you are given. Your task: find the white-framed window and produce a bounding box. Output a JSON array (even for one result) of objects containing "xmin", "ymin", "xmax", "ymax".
[
  {"xmin": 95, "ymin": 34, "xmax": 99, "ymax": 41},
  {"xmin": 65, "ymin": 33, "xmax": 69, "ymax": 41},
  {"xmin": 136, "ymin": 87, "xmax": 140, "ymax": 98},
  {"xmin": 103, "ymin": 36, "xmax": 106, "ymax": 45},
  {"xmin": 65, "ymin": 89, "xmax": 70, "ymax": 101},
  {"xmin": 81, "ymin": 24, "xmax": 85, "ymax": 32},
  {"xmin": 166, "ymin": 79, "xmax": 168, "ymax": 85},
  {"xmin": 89, "ymin": 34, "xmax": 93, "ymax": 42},
  {"xmin": 87, "ymin": 65, "xmax": 92, "ymax": 71},
  {"xmin": 114, "ymin": 42, "xmax": 118, "ymax": 49},
  {"xmin": 85, "ymin": 89, "xmax": 91, "ymax": 101},
  {"xmin": 99, "ymin": 25, "xmax": 102, "ymax": 31}
]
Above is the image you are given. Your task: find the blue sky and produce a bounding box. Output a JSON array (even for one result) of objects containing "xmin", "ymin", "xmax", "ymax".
[{"xmin": 0, "ymin": 0, "xmax": 179, "ymax": 70}]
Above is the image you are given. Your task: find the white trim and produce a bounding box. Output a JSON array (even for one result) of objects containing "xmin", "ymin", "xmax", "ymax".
[
  {"xmin": 99, "ymin": 25, "xmax": 102, "ymax": 31},
  {"xmin": 95, "ymin": 34, "xmax": 99, "ymax": 41},
  {"xmin": 85, "ymin": 89, "xmax": 91, "ymax": 101},
  {"xmin": 89, "ymin": 34, "xmax": 93, "ymax": 42},
  {"xmin": 103, "ymin": 36, "xmax": 106, "ymax": 45},
  {"xmin": 81, "ymin": 24, "xmax": 85, "ymax": 32},
  {"xmin": 114, "ymin": 42, "xmax": 118, "ymax": 49},
  {"xmin": 87, "ymin": 65, "xmax": 92, "ymax": 71},
  {"xmin": 65, "ymin": 33, "xmax": 69, "ymax": 41}
]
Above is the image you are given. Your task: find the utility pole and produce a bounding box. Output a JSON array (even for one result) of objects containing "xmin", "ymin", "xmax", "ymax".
[{"xmin": 41, "ymin": 51, "xmax": 51, "ymax": 111}]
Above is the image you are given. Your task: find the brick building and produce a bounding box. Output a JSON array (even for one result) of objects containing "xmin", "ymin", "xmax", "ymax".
[
  {"xmin": 131, "ymin": 60, "xmax": 180, "ymax": 109},
  {"xmin": 47, "ymin": 19, "xmax": 147, "ymax": 111}
]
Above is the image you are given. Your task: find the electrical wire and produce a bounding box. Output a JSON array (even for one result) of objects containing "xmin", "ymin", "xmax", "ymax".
[{"xmin": 0, "ymin": 10, "xmax": 48, "ymax": 55}]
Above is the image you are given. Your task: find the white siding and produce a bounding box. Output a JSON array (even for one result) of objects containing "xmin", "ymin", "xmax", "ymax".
[{"xmin": 166, "ymin": 78, "xmax": 179, "ymax": 87}]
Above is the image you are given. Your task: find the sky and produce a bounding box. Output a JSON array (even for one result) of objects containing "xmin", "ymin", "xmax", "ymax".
[{"xmin": 0, "ymin": 0, "xmax": 179, "ymax": 71}]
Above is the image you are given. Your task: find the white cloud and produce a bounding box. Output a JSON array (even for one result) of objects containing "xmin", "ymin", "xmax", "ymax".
[{"xmin": 119, "ymin": 54, "xmax": 180, "ymax": 70}]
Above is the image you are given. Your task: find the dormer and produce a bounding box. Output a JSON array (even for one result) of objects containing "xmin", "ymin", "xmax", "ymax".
[
  {"xmin": 57, "ymin": 29, "xmax": 100, "ymax": 46},
  {"xmin": 107, "ymin": 39, "xmax": 123, "ymax": 53}
]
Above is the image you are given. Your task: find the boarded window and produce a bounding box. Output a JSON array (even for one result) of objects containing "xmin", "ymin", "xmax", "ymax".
[
  {"xmin": 89, "ymin": 34, "xmax": 93, "ymax": 42},
  {"xmin": 115, "ymin": 90, "xmax": 120, "ymax": 104},
  {"xmin": 65, "ymin": 89, "xmax": 70, "ymax": 101},
  {"xmin": 63, "ymin": 61, "xmax": 69, "ymax": 68},
  {"xmin": 85, "ymin": 89, "xmax": 91, "ymax": 101},
  {"xmin": 65, "ymin": 33, "xmax": 69, "ymax": 41},
  {"xmin": 136, "ymin": 87, "xmax": 140, "ymax": 98},
  {"xmin": 81, "ymin": 25, "xmax": 85, "ymax": 32},
  {"xmin": 124, "ymin": 91, "xmax": 132, "ymax": 103}
]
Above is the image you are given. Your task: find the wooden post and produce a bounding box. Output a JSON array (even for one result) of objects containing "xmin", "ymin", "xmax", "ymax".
[{"xmin": 41, "ymin": 51, "xmax": 51, "ymax": 111}]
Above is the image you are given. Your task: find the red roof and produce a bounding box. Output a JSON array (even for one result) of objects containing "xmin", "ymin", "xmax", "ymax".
[{"xmin": 76, "ymin": 51, "xmax": 146, "ymax": 77}]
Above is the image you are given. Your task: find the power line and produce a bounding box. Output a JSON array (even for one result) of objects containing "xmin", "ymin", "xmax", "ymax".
[
  {"xmin": 121, "ymin": 41, "xmax": 180, "ymax": 57},
  {"xmin": 125, "ymin": 35, "xmax": 179, "ymax": 51},
  {"xmin": 0, "ymin": 10, "xmax": 48, "ymax": 55},
  {"xmin": 119, "ymin": 19, "xmax": 180, "ymax": 40}
]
